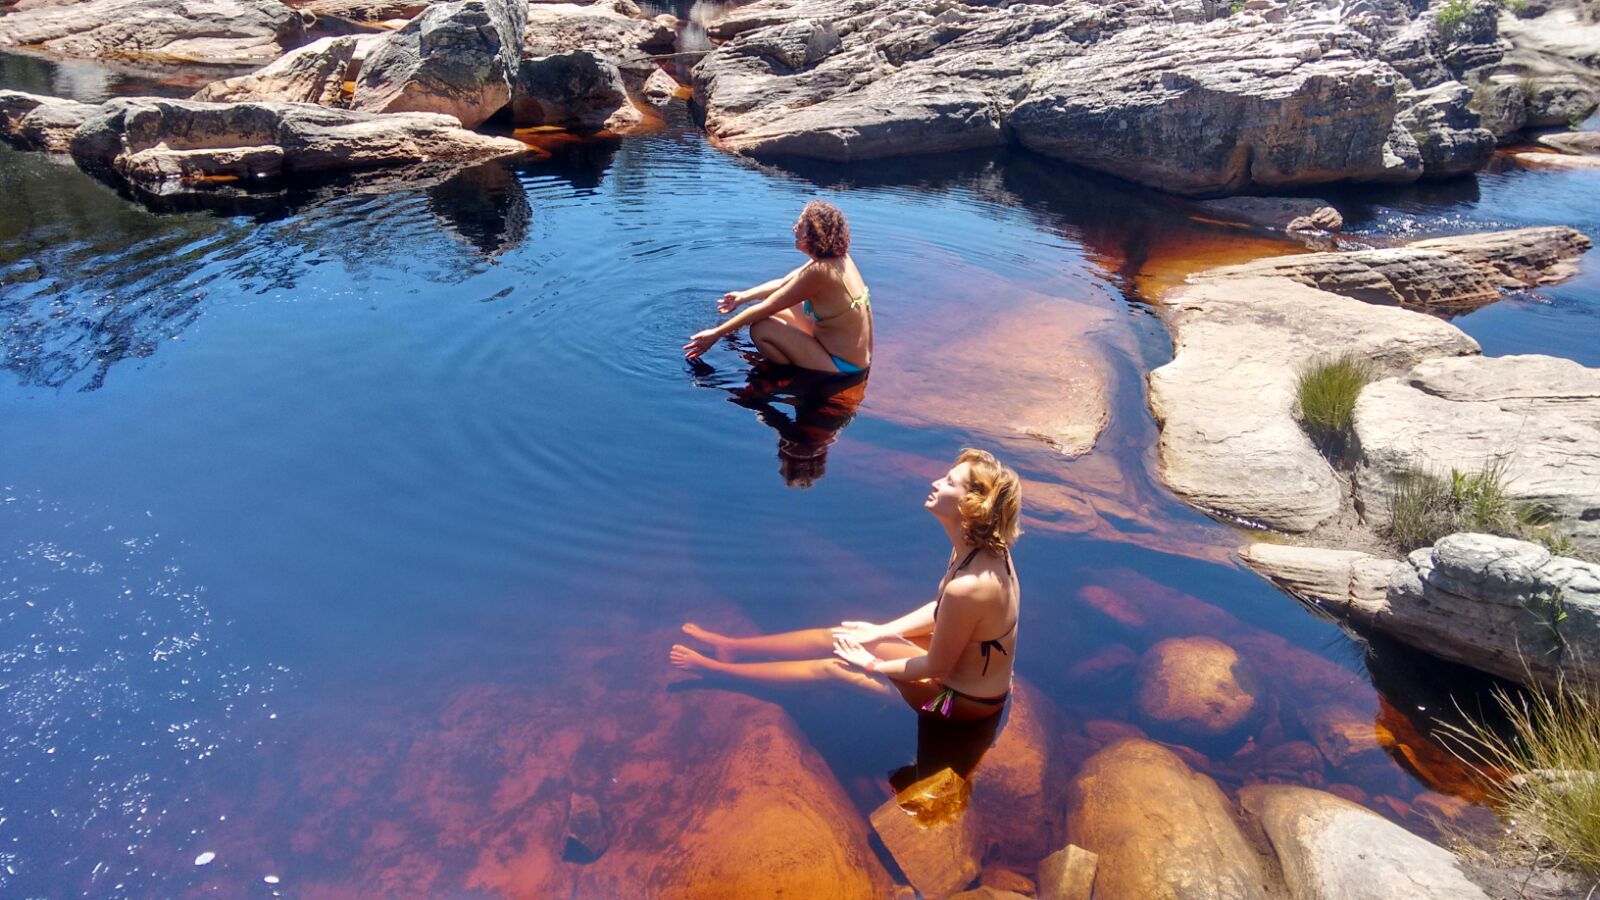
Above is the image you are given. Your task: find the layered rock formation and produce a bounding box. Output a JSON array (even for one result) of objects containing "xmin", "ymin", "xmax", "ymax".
[
  {"xmin": 1150, "ymin": 227, "xmax": 1590, "ymax": 535},
  {"xmin": 67, "ymin": 96, "xmax": 527, "ymax": 185},
  {"xmin": 0, "ymin": 0, "xmax": 307, "ymax": 65},
  {"xmin": 0, "ymin": 90, "xmax": 96, "ymax": 152},
  {"xmin": 1242, "ymin": 534, "xmax": 1600, "ymax": 691},
  {"xmin": 689, "ymin": 0, "xmax": 1504, "ymax": 193},
  {"xmin": 351, "ymin": 0, "xmax": 527, "ymax": 128}
]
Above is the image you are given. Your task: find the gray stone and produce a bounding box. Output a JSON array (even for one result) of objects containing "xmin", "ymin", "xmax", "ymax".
[
  {"xmin": 194, "ymin": 35, "xmax": 365, "ymax": 106},
  {"xmin": 1539, "ymin": 130, "xmax": 1600, "ymax": 154},
  {"xmin": 1037, "ymin": 844, "xmax": 1097, "ymax": 900},
  {"xmin": 0, "ymin": 0, "xmax": 306, "ymax": 65},
  {"xmin": 1239, "ymin": 784, "xmax": 1490, "ymax": 899},
  {"xmin": 1198, "ymin": 197, "xmax": 1340, "ymax": 231},
  {"xmin": 0, "ymin": 90, "xmax": 95, "ymax": 152},
  {"xmin": 509, "ymin": 50, "xmax": 640, "ymax": 131},
  {"xmin": 353, "ymin": 0, "xmax": 526, "ymax": 128},
  {"xmin": 1239, "ymin": 543, "xmax": 1401, "ymax": 616}
]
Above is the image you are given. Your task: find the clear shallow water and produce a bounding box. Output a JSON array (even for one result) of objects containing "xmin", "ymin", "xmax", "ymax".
[{"xmin": 1, "ymin": 51, "xmax": 1597, "ymax": 896}]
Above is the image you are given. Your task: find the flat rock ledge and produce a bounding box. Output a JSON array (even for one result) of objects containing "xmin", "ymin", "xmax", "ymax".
[
  {"xmin": 0, "ymin": 95, "xmax": 528, "ymax": 188},
  {"xmin": 689, "ymin": 0, "xmax": 1500, "ymax": 194},
  {"xmin": 1241, "ymin": 534, "xmax": 1600, "ymax": 691},
  {"xmin": 1149, "ymin": 226, "xmax": 1591, "ymax": 536},
  {"xmin": 0, "ymin": 0, "xmax": 307, "ymax": 65}
]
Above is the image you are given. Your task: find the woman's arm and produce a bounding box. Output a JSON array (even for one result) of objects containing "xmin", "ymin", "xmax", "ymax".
[
  {"xmin": 846, "ymin": 580, "xmax": 988, "ymax": 681},
  {"xmin": 844, "ymin": 602, "xmax": 936, "ymax": 641},
  {"xmin": 695, "ymin": 263, "xmax": 821, "ymax": 346},
  {"xmin": 733, "ymin": 264, "xmax": 808, "ymax": 305}
]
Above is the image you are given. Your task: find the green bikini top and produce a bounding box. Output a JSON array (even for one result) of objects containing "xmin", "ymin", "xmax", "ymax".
[{"xmin": 802, "ymin": 287, "xmax": 870, "ymax": 324}]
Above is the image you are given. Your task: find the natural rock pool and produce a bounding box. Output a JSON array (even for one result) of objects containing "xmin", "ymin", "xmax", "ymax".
[{"xmin": 2, "ymin": 48, "xmax": 1598, "ymax": 897}]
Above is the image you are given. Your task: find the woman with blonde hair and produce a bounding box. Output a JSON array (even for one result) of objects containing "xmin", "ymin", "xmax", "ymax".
[
  {"xmin": 671, "ymin": 449, "xmax": 1022, "ymax": 721},
  {"xmin": 683, "ymin": 200, "xmax": 872, "ymax": 374}
]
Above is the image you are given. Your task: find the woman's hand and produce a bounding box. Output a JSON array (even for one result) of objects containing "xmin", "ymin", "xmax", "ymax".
[
  {"xmin": 832, "ymin": 636, "xmax": 878, "ymax": 670},
  {"xmin": 831, "ymin": 620, "xmax": 885, "ymax": 644},
  {"xmin": 717, "ymin": 291, "xmax": 746, "ymax": 314},
  {"xmin": 683, "ymin": 329, "xmax": 718, "ymax": 359}
]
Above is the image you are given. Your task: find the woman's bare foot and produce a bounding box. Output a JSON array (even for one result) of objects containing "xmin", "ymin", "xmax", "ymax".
[
  {"xmin": 669, "ymin": 644, "xmax": 719, "ymax": 672},
  {"xmin": 680, "ymin": 623, "xmax": 737, "ymax": 662}
]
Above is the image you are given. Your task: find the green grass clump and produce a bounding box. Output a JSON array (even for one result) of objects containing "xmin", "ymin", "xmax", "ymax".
[
  {"xmin": 1386, "ymin": 460, "xmax": 1576, "ymax": 555},
  {"xmin": 1442, "ymin": 681, "xmax": 1600, "ymax": 877},
  {"xmin": 1294, "ymin": 353, "xmax": 1375, "ymax": 458},
  {"xmin": 1435, "ymin": 0, "xmax": 1474, "ymax": 41}
]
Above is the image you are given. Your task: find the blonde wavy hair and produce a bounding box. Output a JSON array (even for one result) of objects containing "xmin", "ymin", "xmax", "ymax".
[{"xmin": 955, "ymin": 448, "xmax": 1022, "ymax": 554}]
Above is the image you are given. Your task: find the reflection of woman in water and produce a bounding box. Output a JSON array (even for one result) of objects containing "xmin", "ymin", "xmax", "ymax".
[
  {"xmin": 729, "ymin": 365, "xmax": 869, "ymax": 488},
  {"xmin": 671, "ymin": 449, "xmax": 1022, "ymax": 722},
  {"xmin": 683, "ymin": 201, "xmax": 872, "ymax": 374}
]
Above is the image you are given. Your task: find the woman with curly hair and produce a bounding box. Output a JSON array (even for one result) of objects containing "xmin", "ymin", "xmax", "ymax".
[
  {"xmin": 671, "ymin": 449, "xmax": 1022, "ymax": 722},
  {"xmin": 684, "ymin": 200, "xmax": 872, "ymax": 374}
]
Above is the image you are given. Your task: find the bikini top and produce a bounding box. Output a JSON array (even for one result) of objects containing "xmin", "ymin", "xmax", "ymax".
[
  {"xmin": 933, "ymin": 546, "xmax": 1017, "ymax": 676},
  {"xmin": 801, "ymin": 286, "xmax": 870, "ymax": 324}
]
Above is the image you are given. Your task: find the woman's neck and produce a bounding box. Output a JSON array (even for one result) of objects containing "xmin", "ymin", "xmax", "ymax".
[{"xmin": 940, "ymin": 518, "xmax": 979, "ymax": 557}]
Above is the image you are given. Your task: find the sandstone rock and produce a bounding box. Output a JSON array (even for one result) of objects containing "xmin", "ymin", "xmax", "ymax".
[
  {"xmin": 1197, "ymin": 197, "xmax": 1340, "ymax": 231},
  {"xmin": 524, "ymin": 2, "xmax": 674, "ymax": 70},
  {"xmin": 977, "ymin": 866, "xmax": 1034, "ymax": 894},
  {"xmin": 1287, "ymin": 207, "xmax": 1344, "ymax": 234},
  {"xmin": 562, "ymin": 791, "xmax": 608, "ymax": 861},
  {"xmin": 1539, "ymin": 130, "xmax": 1600, "ymax": 154},
  {"xmin": 352, "ymin": 0, "xmax": 526, "ymax": 128},
  {"xmin": 642, "ymin": 67, "xmax": 682, "ymax": 104},
  {"xmin": 1523, "ymin": 75, "xmax": 1598, "ymax": 127},
  {"xmin": 1391, "ymin": 81, "xmax": 1496, "ymax": 177},
  {"xmin": 1468, "ymin": 76, "xmax": 1529, "ymax": 143},
  {"xmin": 1149, "ymin": 275, "xmax": 1478, "ymax": 533},
  {"xmin": 870, "ymin": 767, "xmax": 981, "ymax": 899},
  {"xmin": 1037, "ymin": 844, "xmax": 1097, "ymax": 900},
  {"xmin": 1135, "ymin": 636, "xmax": 1261, "ymax": 739},
  {"xmin": 1240, "ymin": 543, "xmax": 1404, "ymax": 616},
  {"xmin": 950, "ymin": 889, "xmax": 1029, "ymax": 900},
  {"xmin": 1298, "ymin": 702, "xmax": 1384, "ymax": 768},
  {"xmin": 510, "ymin": 50, "xmax": 639, "ymax": 131},
  {"xmin": 1512, "ymin": 149, "xmax": 1600, "ymax": 168},
  {"xmin": 194, "ymin": 35, "xmax": 366, "ymax": 105},
  {"xmin": 69, "ymin": 97, "xmax": 527, "ymax": 185},
  {"xmin": 286, "ymin": 0, "xmax": 427, "ymax": 21},
  {"xmin": 1379, "ymin": 534, "xmax": 1600, "ymax": 690},
  {"xmin": 1196, "ymin": 226, "xmax": 1592, "ymax": 310},
  {"xmin": 1239, "ymin": 783, "xmax": 1489, "ymax": 899},
  {"xmin": 1067, "ymin": 739, "xmax": 1272, "ymax": 899},
  {"xmin": 0, "ymin": 0, "xmax": 306, "ymax": 65},
  {"xmin": 969, "ymin": 680, "xmax": 1067, "ymax": 866},
  {"xmin": 0, "ymin": 90, "xmax": 95, "ymax": 152},
  {"xmin": 1065, "ymin": 644, "xmax": 1138, "ymax": 684},
  {"xmin": 1354, "ymin": 354, "xmax": 1600, "ymax": 555}
]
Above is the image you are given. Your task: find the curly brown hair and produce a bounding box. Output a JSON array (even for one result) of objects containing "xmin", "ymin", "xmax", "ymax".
[
  {"xmin": 793, "ymin": 200, "xmax": 850, "ymax": 259},
  {"xmin": 955, "ymin": 448, "xmax": 1022, "ymax": 555}
]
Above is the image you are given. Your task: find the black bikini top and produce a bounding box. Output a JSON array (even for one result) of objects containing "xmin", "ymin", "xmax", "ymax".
[{"xmin": 933, "ymin": 547, "xmax": 1017, "ymax": 675}]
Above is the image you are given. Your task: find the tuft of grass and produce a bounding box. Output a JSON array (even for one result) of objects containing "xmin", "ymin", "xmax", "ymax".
[
  {"xmin": 1504, "ymin": 0, "xmax": 1530, "ymax": 15},
  {"xmin": 1385, "ymin": 460, "xmax": 1577, "ymax": 555},
  {"xmin": 1435, "ymin": 0, "xmax": 1474, "ymax": 41},
  {"xmin": 1441, "ymin": 680, "xmax": 1600, "ymax": 877},
  {"xmin": 1294, "ymin": 353, "xmax": 1376, "ymax": 459},
  {"xmin": 1570, "ymin": 110, "xmax": 1589, "ymax": 130},
  {"xmin": 1519, "ymin": 75, "xmax": 1541, "ymax": 103}
]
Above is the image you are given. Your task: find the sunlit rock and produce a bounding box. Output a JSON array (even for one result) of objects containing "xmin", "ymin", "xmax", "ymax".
[
  {"xmin": 0, "ymin": 89, "xmax": 94, "ymax": 152},
  {"xmin": 286, "ymin": 0, "xmax": 428, "ymax": 21},
  {"xmin": 977, "ymin": 865, "xmax": 1034, "ymax": 895},
  {"xmin": 0, "ymin": 0, "xmax": 306, "ymax": 64},
  {"xmin": 1066, "ymin": 739, "xmax": 1272, "ymax": 899},
  {"xmin": 1538, "ymin": 131, "xmax": 1600, "ymax": 154},
  {"xmin": 1135, "ymin": 636, "xmax": 1261, "ymax": 740},
  {"xmin": 1239, "ymin": 543, "xmax": 1400, "ymax": 616},
  {"xmin": 193, "ymin": 35, "xmax": 367, "ymax": 105},
  {"xmin": 870, "ymin": 767, "xmax": 982, "ymax": 899},
  {"xmin": 1036, "ymin": 843, "xmax": 1097, "ymax": 900},
  {"xmin": 1239, "ymin": 783, "xmax": 1489, "ymax": 899},
  {"xmin": 351, "ymin": 0, "xmax": 526, "ymax": 128}
]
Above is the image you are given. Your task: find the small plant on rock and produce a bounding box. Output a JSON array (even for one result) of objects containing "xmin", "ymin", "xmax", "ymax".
[
  {"xmin": 1294, "ymin": 352, "xmax": 1375, "ymax": 460},
  {"xmin": 1441, "ymin": 679, "xmax": 1600, "ymax": 877},
  {"xmin": 1385, "ymin": 460, "xmax": 1577, "ymax": 555},
  {"xmin": 1435, "ymin": 0, "xmax": 1474, "ymax": 41}
]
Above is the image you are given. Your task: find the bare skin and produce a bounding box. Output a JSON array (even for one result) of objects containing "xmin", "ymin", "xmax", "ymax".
[
  {"xmin": 670, "ymin": 462, "xmax": 1019, "ymax": 721},
  {"xmin": 683, "ymin": 216, "xmax": 872, "ymax": 372}
]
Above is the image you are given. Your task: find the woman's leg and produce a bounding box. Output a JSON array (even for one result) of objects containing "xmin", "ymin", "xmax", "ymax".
[
  {"xmin": 669, "ymin": 635, "xmax": 926, "ymax": 696},
  {"xmin": 749, "ymin": 318, "xmax": 842, "ymax": 372},
  {"xmin": 679, "ymin": 624, "xmax": 835, "ymax": 661}
]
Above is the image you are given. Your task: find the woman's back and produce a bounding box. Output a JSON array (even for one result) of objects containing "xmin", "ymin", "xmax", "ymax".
[
  {"xmin": 805, "ymin": 256, "xmax": 872, "ymax": 366},
  {"xmin": 937, "ymin": 550, "xmax": 1018, "ymax": 699}
]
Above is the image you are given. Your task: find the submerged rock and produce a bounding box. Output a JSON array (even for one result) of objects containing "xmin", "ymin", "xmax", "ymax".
[
  {"xmin": 870, "ymin": 767, "xmax": 981, "ymax": 899},
  {"xmin": 352, "ymin": 0, "xmax": 527, "ymax": 128},
  {"xmin": 1066, "ymin": 739, "xmax": 1272, "ymax": 899},
  {"xmin": 1197, "ymin": 197, "xmax": 1342, "ymax": 232},
  {"xmin": 1135, "ymin": 636, "xmax": 1261, "ymax": 740},
  {"xmin": 1036, "ymin": 844, "xmax": 1097, "ymax": 900},
  {"xmin": 1239, "ymin": 784, "xmax": 1489, "ymax": 899},
  {"xmin": 969, "ymin": 680, "xmax": 1068, "ymax": 867},
  {"xmin": 68, "ymin": 97, "xmax": 527, "ymax": 185},
  {"xmin": 0, "ymin": 0, "xmax": 307, "ymax": 65}
]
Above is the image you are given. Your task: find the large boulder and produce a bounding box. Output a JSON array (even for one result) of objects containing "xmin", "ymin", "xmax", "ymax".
[
  {"xmin": 1149, "ymin": 275, "xmax": 1477, "ymax": 533},
  {"xmin": 68, "ymin": 97, "xmax": 527, "ymax": 184},
  {"xmin": 0, "ymin": 0, "xmax": 306, "ymax": 65},
  {"xmin": 193, "ymin": 35, "xmax": 367, "ymax": 105},
  {"xmin": 969, "ymin": 680, "xmax": 1069, "ymax": 867},
  {"xmin": 870, "ymin": 767, "xmax": 982, "ymax": 899},
  {"xmin": 1135, "ymin": 636, "xmax": 1262, "ymax": 740},
  {"xmin": 352, "ymin": 0, "xmax": 526, "ymax": 128},
  {"xmin": 1353, "ymin": 354, "xmax": 1600, "ymax": 556},
  {"xmin": 523, "ymin": 1, "xmax": 675, "ymax": 78},
  {"xmin": 1239, "ymin": 784, "xmax": 1489, "ymax": 899},
  {"xmin": 1066, "ymin": 739, "xmax": 1273, "ymax": 899},
  {"xmin": 509, "ymin": 50, "xmax": 641, "ymax": 131}
]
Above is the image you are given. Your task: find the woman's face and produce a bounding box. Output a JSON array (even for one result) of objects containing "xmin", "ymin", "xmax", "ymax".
[
  {"xmin": 926, "ymin": 462, "xmax": 972, "ymax": 520},
  {"xmin": 792, "ymin": 218, "xmax": 811, "ymax": 256}
]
